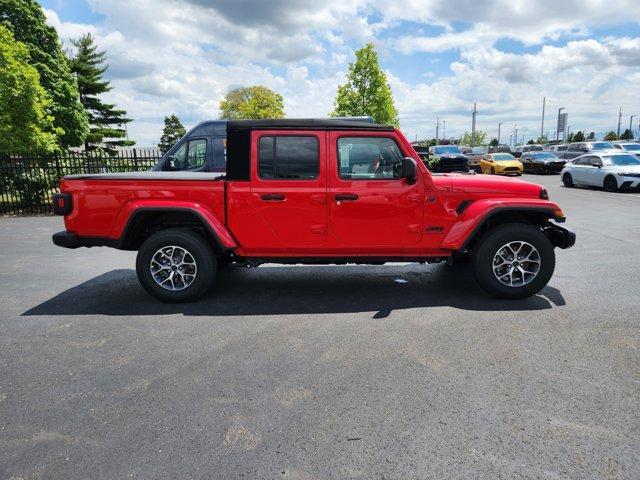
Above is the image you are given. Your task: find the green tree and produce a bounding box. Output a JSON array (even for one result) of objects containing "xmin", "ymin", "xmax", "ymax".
[
  {"xmin": 0, "ymin": 0, "xmax": 88, "ymax": 147},
  {"xmin": 459, "ymin": 130, "xmax": 487, "ymax": 146},
  {"xmin": 489, "ymin": 137, "xmax": 499, "ymax": 146},
  {"xmin": 219, "ymin": 85, "xmax": 284, "ymax": 120},
  {"xmin": 566, "ymin": 132, "xmax": 575, "ymax": 143},
  {"xmin": 330, "ymin": 43, "xmax": 399, "ymax": 127},
  {"xmin": 536, "ymin": 135, "xmax": 549, "ymax": 144},
  {"xmin": 68, "ymin": 33, "xmax": 134, "ymax": 151},
  {"xmin": 158, "ymin": 114, "xmax": 186, "ymax": 154},
  {"xmin": 0, "ymin": 25, "xmax": 59, "ymax": 153},
  {"xmin": 620, "ymin": 129, "xmax": 633, "ymax": 140},
  {"xmin": 527, "ymin": 139, "xmax": 535, "ymax": 145},
  {"xmin": 573, "ymin": 130, "xmax": 585, "ymax": 142},
  {"xmin": 604, "ymin": 130, "xmax": 618, "ymax": 141}
]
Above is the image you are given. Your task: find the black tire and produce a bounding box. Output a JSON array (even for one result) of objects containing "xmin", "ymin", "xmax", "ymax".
[
  {"xmin": 136, "ymin": 229, "xmax": 217, "ymax": 303},
  {"xmin": 562, "ymin": 172, "xmax": 573, "ymax": 187},
  {"xmin": 473, "ymin": 223, "xmax": 555, "ymax": 299},
  {"xmin": 603, "ymin": 175, "xmax": 618, "ymax": 192}
]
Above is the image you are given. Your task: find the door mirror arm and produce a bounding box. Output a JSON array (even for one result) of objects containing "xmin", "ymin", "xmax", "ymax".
[{"xmin": 401, "ymin": 157, "xmax": 418, "ymax": 185}]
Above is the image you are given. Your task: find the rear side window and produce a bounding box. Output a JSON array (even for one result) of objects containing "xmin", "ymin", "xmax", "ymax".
[
  {"xmin": 258, "ymin": 136, "xmax": 319, "ymax": 179},
  {"xmin": 337, "ymin": 137, "xmax": 404, "ymax": 179},
  {"xmin": 169, "ymin": 139, "xmax": 207, "ymax": 170}
]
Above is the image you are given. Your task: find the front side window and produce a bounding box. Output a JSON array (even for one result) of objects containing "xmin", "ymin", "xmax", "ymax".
[
  {"xmin": 337, "ymin": 137, "xmax": 404, "ymax": 179},
  {"xmin": 258, "ymin": 136, "xmax": 319, "ymax": 179},
  {"xmin": 168, "ymin": 139, "xmax": 207, "ymax": 170}
]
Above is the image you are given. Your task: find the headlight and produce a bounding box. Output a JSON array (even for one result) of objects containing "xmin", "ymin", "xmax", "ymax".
[{"xmin": 617, "ymin": 173, "xmax": 640, "ymax": 178}]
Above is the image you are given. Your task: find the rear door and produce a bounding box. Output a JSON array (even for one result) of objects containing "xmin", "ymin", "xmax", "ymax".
[
  {"xmin": 327, "ymin": 132, "xmax": 423, "ymax": 252},
  {"xmin": 249, "ymin": 131, "xmax": 327, "ymax": 251}
]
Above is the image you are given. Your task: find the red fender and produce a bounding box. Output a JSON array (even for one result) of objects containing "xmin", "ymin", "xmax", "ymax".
[
  {"xmin": 112, "ymin": 199, "xmax": 237, "ymax": 249},
  {"xmin": 439, "ymin": 198, "xmax": 564, "ymax": 251}
]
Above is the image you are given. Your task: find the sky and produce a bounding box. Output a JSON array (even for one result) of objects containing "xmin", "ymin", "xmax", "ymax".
[{"xmin": 40, "ymin": 0, "xmax": 640, "ymax": 147}]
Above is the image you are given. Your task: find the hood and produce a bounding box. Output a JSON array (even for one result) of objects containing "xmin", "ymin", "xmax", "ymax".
[
  {"xmin": 431, "ymin": 173, "xmax": 542, "ymax": 197},
  {"xmin": 493, "ymin": 159, "xmax": 522, "ymax": 166}
]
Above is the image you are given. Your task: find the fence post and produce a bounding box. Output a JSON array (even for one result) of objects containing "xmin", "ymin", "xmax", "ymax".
[
  {"xmin": 54, "ymin": 151, "xmax": 62, "ymax": 179},
  {"xmin": 133, "ymin": 148, "xmax": 139, "ymax": 171}
]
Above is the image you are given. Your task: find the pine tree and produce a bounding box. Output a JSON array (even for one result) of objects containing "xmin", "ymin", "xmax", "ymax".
[
  {"xmin": 0, "ymin": 0, "xmax": 88, "ymax": 148},
  {"xmin": 158, "ymin": 115, "xmax": 186, "ymax": 154},
  {"xmin": 330, "ymin": 43, "xmax": 399, "ymax": 127},
  {"xmin": 68, "ymin": 33, "xmax": 134, "ymax": 151}
]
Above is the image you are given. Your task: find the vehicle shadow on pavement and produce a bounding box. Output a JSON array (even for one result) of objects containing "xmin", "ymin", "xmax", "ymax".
[{"xmin": 23, "ymin": 264, "xmax": 566, "ymax": 318}]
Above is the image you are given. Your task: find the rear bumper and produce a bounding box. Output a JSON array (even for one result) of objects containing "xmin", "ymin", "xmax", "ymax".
[
  {"xmin": 52, "ymin": 231, "xmax": 116, "ymax": 249},
  {"xmin": 544, "ymin": 225, "xmax": 576, "ymax": 249}
]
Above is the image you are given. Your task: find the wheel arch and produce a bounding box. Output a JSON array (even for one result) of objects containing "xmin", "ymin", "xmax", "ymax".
[
  {"xmin": 118, "ymin": 207, "xmax": 236, "ymax": 252},
  {"xmin": 441, "ymin": 203, "xmax": 565, "ymax": 253}
]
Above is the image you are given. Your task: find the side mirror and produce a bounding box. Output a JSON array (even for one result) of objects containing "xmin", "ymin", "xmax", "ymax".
[
  {"xmin": 401, "ymin": 157, "xmax": 418, "ymax": 184},
  {"xmin": 164, "ymin": 156, "xmax": 178, "ymax": 171},
  {"xmin": 581, "ymin": 148, "xmax": 589, "ymax": 153}
]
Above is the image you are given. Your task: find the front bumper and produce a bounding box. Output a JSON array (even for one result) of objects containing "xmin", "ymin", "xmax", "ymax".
[{"xmin": 544, "ymin": 225, "xmax": 576, "ymax": 249}]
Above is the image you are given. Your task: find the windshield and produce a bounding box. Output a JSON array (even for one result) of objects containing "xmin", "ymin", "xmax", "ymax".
[
  {"xmin": 602, "ymin": 155, "xmax": 640, "ymax": 166},
  {"xmin": 434, "ymin": 146, "xmax": 462, "ymax": 155},
  {"xmin": 493, "ymin": 153, "xmax": 516, "ymax": 161},
  {"xmin": 592, "ymin": 142, "xmax": 614, "ymax": 150},
  {"xmin": 620, "ymin": 143, "xmax": 640, "ymax": 151},
  {"xmin": 531, "ymin": 152, "xmax": 558, "ymax": 159}
]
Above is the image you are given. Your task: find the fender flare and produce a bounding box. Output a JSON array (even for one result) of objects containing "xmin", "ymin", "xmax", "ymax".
[
  {"xmin": 112, "ymin": 200, "xmax": 237, "ymax": 250},
  {"xmin": 440, "ymin": 199, "xmax": 564, "ymax": 252}
]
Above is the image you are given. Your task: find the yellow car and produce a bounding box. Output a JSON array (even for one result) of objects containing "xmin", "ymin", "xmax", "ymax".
[{"xmin": 480, "ymin": 153, "xmax": 523, "ymax": 175}]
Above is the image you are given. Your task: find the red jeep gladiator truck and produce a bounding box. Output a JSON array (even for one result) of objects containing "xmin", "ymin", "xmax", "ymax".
[{"xmin": 52, "ymin": 119, "xmax": 575, "ymax": 302}]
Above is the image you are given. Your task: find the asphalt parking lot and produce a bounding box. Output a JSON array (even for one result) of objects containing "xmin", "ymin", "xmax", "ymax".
[{"xmin": 1, "ymin": 174, "xmax": 639, "ymax": 479}]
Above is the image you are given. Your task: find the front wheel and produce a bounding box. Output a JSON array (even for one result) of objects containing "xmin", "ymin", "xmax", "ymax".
[
  {"xmin": 473, "ymin": 223, "xmax": 555, "ymax": 299},
  {"xmin": 136, "ymin": 229, "xmax": 217, "ymax": 302}
]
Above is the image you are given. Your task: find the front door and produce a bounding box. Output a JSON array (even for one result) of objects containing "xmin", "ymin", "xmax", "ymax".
[
  {"xmin": 249, "ymin": 131, "xmax": 327, "ymax": 252},
  {"xmin": 327, "ymin": 132, "xmax": 423, "ymax": 254}
]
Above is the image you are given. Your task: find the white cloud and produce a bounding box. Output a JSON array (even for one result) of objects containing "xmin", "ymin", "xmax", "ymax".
[{"xmin": 43, "ymin": 0, "xmax": 640, "ymax": 145}]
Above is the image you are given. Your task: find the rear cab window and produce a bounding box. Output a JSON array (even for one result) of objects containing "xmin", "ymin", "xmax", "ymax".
[{"xmin": 258, "ymin": 135, "xmax": 319, "ymax": 180}]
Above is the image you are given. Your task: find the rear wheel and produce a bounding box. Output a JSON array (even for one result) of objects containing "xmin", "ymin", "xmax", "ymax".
[
  {"xmin": 473, "ymin": 223, "xmax": 555, "ymax": 299},
  {"xmin": 562, "ymin": 172, "xmax": 573, "ymax": 187},
  {"xmin": 136, "ymin": 229, "xmax": 217, "ymax": 302},
  {"xmin": 603, "ymin": 175, "xmax": 618, "ymax": 192}
]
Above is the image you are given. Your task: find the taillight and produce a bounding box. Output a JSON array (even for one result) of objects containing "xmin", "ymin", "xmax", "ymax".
[{"xmin": 52, "ymin": 192, "xmax": 72, "ymax": 215}]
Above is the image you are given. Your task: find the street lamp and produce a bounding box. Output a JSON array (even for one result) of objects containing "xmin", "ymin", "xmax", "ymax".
[
  {"xmin": 630, "ymin": 115, "xmax": 637, "ymax": 140},
  {"xmin": 497, "ymin": 122, "xmax": 503, "ymax": 144}
]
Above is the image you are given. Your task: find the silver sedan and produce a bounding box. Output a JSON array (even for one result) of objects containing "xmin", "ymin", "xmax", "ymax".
[{"xmin": 561, "ymin": 153, "xmax": 640, "ymax": 192}]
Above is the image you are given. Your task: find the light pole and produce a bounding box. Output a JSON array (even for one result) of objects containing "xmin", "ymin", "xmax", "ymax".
[
  {"xmin": 497, "ymin": 122, "xmax": 503, "ymax": 145},
  {"xmin": 567, "ymin": 125, "xmax": 572, "ymax": 138},
  {"xmin": 630, "ymin": 115, "xmax": 636, "ymax": 140},
  {"xmin": 617, "ymin": 108, "xmax": 622, "ymax": 139},
  {"xmin": 514, "ymin": 124, "xmax": 518, "ymax": 146},
  {"xmin": 556, "ymin": 108, "xmax": 565, "ymax": 141},
  {"xmin": 540, "ymin": 96, "xmax": 546, "ymax": 140}
]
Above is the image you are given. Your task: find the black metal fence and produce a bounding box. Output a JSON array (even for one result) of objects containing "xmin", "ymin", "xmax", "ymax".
[{"xmin": 0, "ymin": 149, "xmax": 162, "ymax": 215}]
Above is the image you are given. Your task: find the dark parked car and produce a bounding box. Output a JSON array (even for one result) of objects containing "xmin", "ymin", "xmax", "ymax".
[
  {"xmin": 419, "ymin": 145, "xmax": 469, "ymax": 173},
  {"xmin": 513, "ymin": 144, "xmax": 544, "ymax": 158},
  {"xmin": 488, "ymin": 145, "xmax": 512, "ymax": 154},
  {"xmin": 520, "ymin": 152, "xmax": 566, "ymax": 174}
]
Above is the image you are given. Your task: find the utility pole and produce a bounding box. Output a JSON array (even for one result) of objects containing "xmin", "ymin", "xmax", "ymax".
[
  {"xmin": 509, "ymin": 134, "xmax": 513, "ymax": 146},
  {"xmin": 471, "ymin": 103, "xmax": 477, "ymax": 147},
  {"xmin": 617, "ymin": 108, "xmax": 622, "ymax": 139},
  {"xmin": 497, "ymin": 122, "xmax": 503, "ymax": 145},
  {"xmin": 514, "ymin": 124, "xmax": 518, "ymax": 146},
  {"xmin": 435, "ymin": 117, "xmax": 440, "ymax": 145},
  {"xmin": 443, "ymin": 120, "xmax": 446, "ymax": 142},
  {"xmin": 540, "ymin": 96, "xmax": 546, "ymax": 140},
  {"xmin": 629, "ymin": 114, "xmax": 636, "ymax": 140}
]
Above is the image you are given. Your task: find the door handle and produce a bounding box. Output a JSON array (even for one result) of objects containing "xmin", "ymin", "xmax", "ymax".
[
  {"xmin": 261, "ymin": 193, "xmax": 285, "ymax": 201},
  {"xmin": 335, "ymin": 193, "xmax": 358, "ymax": 201}
]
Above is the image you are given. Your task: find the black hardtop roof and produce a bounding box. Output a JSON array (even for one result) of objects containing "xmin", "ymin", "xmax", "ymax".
[{"xmin": 227, "ymin": 118, "xmax": 395, "ymax": 133}]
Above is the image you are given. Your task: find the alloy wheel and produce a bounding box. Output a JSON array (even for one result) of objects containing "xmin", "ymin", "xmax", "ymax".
[
  {"xmin": 150, "ymin": 245, "xmax": 197, "ymax": 291},
  {"xmin": 492, "ymin": 241, "xmax": 541, "ymax": 287}
]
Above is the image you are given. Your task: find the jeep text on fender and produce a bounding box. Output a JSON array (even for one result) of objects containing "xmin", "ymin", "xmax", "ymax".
[{"xmin": 52, "ymin": 119, "xmax": 575, "ymax": 302}]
